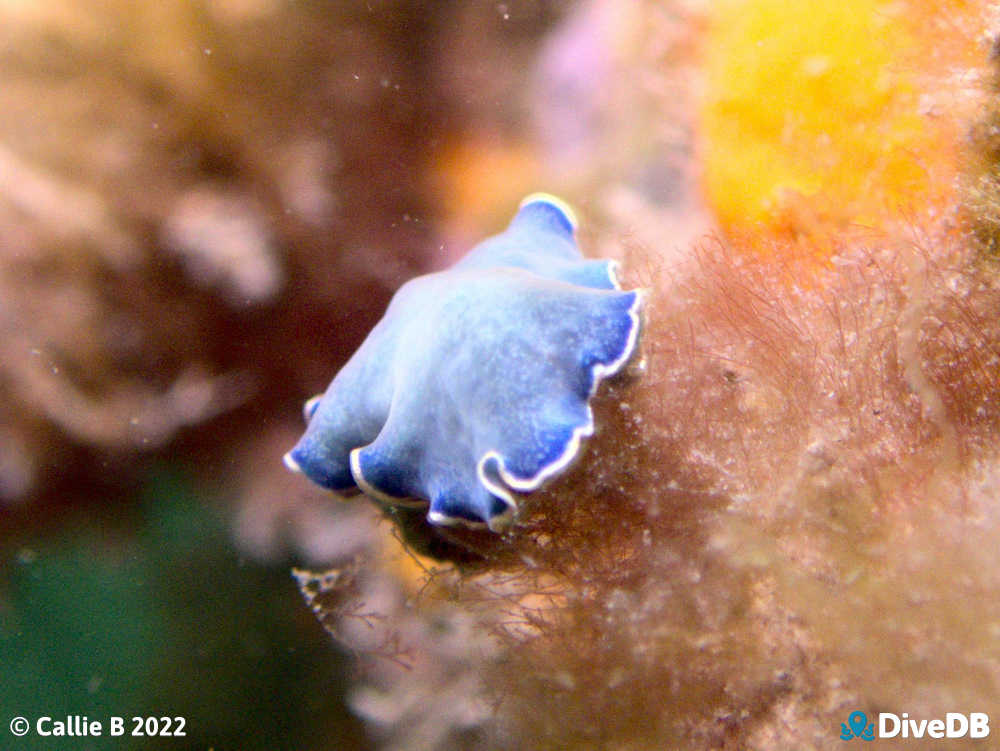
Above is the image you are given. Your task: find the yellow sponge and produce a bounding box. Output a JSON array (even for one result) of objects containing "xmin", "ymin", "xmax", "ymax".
[{"xmin": 700, "ymin": 0, "xmax": 963, "ymax": 244}]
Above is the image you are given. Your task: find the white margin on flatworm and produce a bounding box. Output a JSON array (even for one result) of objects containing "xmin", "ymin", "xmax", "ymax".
[{"xmin": 519, "ymin": 191, "xmax": 579, "ymax": 231}]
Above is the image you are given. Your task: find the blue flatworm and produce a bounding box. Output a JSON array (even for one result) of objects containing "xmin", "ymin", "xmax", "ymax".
[{"xmin": 284, "ymin": 194, "xmax": 643, "ymax": 531}]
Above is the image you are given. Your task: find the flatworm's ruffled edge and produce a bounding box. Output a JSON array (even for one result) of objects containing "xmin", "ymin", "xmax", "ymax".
[
  {"xmin": 519, "ymin": 192, "xmax": 579, "ymax": 232},
  {"xmin": 432, "ymin": 286, "xmax": 646, "ymax": 532},
  {"xmin": 302, "ymin": 394, "xmax": 323, "ymax": 422},
  {"xmin": 281, "ymin": 394, "xmax": 335, "ymax": 472},
  {"xmin": 348, "ymin": 448, "xmax": 432, "ymax": 509},
  {"xmin": 283, "ymin": 451, "xmax": 303, "ymax": 473},
  {"xmin": 607, "ymin": 260, "xmax": 623, "ymax": 290},
  {"xmin": 482, "ymin": 288, "xmax": 645, "ymax": 486},
  {"xmin": 283, "ymin": 449, "xmax": 365, "ymax": 498}
]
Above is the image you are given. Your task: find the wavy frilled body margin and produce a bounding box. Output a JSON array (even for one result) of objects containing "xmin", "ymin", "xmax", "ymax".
[{"xmin": 284, "ymin": 194, "xmax": 643, "ymax": 531}]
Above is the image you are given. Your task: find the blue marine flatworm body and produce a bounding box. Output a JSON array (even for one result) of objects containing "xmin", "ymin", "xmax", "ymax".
[{"xmin": 284, "ymin": 194, "xmax": 643, "ymax": 531}]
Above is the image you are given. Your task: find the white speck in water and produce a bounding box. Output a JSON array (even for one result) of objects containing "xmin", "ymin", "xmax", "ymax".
[
  {"xmin": 204, "ymin": 48, "xmax": 212, "ymax": 56},
  {"xmin": 497, "ymin": 3, "xmax": 509, "ymax": 19}
]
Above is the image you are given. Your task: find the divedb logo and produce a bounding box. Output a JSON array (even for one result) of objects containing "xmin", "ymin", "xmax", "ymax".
[{"xmin": 840, "ymin": 710, "xmax": 990, "ymax": 741}]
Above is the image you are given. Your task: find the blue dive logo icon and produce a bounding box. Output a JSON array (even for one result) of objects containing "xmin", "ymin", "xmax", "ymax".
[{"xmin": 841, "ymin": 711, "xmax": 875, "ymax": 741}]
